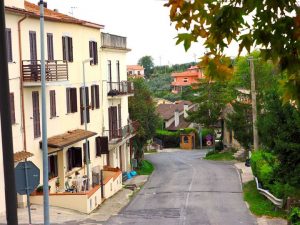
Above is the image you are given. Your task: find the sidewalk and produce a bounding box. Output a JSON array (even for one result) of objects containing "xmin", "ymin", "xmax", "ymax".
[
  {"xmin": 234, "ymin": 162, "xmax": 287, "ymax": 225},
  {"xmin": 0, "ymin": 175, "xmax": 149, "ymax": 225}
]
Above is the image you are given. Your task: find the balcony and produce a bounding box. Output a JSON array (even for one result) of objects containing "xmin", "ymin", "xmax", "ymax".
[
  {"xmin": 107, "ymin": 81, "xmax": 134, "ymax": 97},
  {"xmin": 104, "ymin": 121, "xmax": 138, "ymax": 144},
  {"xmin": 22, "ymin": 60, "xmax": 68, "ymax": 83},
  {"xmin": 101, "ymin": 33, "xmax": 127, "ymax": 50}
]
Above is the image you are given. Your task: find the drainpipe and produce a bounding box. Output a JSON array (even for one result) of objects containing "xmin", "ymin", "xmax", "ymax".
[{"xmin": 18, "ymin": 14, "xmax": 27, "ymax": 151}]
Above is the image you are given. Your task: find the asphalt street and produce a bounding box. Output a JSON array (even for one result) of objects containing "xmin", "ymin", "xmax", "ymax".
[{"xmin": 105, "ymin": 150, "xmax": 256, "ymax": 225}]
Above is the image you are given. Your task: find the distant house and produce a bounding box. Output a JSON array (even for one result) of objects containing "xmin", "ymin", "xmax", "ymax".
[
  {"xmin": 156, "ymin": 101, "xmax": 196, "ymax": 131},
  {"xmin": 171, "ymin": 66, "xmax": 205, "ymax": 94},
  {"xmin": 153, "ymin": 98, "xmax": 173, "ymax": 106},
  {"xmin": 127, "ymin": 65, "xmax": 145, "ymax": 79}
]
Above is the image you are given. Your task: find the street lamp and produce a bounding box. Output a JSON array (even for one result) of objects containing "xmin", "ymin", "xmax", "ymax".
[{"xmin": 82, "ymin": 58, "xmax": 93, "ymax": 190}]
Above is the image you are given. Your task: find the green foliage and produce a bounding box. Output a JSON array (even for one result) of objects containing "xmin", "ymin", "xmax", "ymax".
[
  {"xmin": 201, "ymin": 128, "xmax": 214, "ymax": 138},
  {"xmin": 129, "ymin": 78, "xmax": 161, "ymax": 163},
  {"xmin": 155, "ymin": 130, "xmax": 180, "ymax": 148},
  {"xmin": 156, "ymin": 129, "xmax": 178, "ymax": 136},
  {"xmin": 136, "ymin": 160, "xmax": 154, "ymax": 175},
  {"xmin": 289, "ymin": 207, "xmax": 300, "ymax": 225},
  {"xmin": 205, "ymin": 151, "xmax": 234, "ymax": 161},
  {"xmin": 138, "ymin": 56, "xmax": 154, "ymax": 78},
  {"xmin": 243, "ymin": 181, "xmax": 287, "ymax": 218},
  {"xmin": 165, "ymin": 0, "xmax": 300, "ymax": 105}
]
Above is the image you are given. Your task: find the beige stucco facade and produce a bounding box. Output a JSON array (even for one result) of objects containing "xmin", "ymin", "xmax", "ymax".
[{"xmin": 1, "ymin": 0, "xmax": 134, "ymax": 217}]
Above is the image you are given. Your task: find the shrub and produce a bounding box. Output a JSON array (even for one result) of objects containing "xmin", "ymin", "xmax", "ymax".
[
  {"xmin": 155, "ymin": 130, "xmax": 180, "ymax": 148},
  {"xmin": 215, "ymin": 141, "xmax": 224, "ymax": 151},
  {"xmin": 289, "ymin": 207, "xmax": 300, "ymax": 225}
]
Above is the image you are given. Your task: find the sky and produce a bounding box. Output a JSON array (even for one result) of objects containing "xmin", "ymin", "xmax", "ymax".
[{"xmin": 27, "ymin": 0, "xmax": 239, "ymax": 66}]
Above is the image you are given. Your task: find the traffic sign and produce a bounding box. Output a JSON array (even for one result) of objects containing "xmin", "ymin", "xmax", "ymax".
[{"xmin": 15, "ymin": 161, "xmax": 40, "ymax": 195}]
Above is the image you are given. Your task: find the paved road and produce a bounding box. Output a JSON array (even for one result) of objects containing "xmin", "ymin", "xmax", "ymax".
[{"xmin": 105, "ymin": 150, "xmax": 256, "ymax": 225}]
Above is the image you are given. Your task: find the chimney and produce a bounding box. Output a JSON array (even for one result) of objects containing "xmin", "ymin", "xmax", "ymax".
[
  {"xmin": 54, "ymin": 9, "xmax": 59, "ymax": 12},
  {"xmin": 174, "ymin": 109, "xmax": 179, "ymax": 127},
  {"xmin": 184, "ymin": 104, "xmax": 189, "ymax": 118},
  {"xmin": 38, "ymin": 1, "xmax": 47, "ymax": 8}
]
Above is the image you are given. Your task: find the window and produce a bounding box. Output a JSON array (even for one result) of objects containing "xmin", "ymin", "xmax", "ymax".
[
  {"xmin": 91, "ymin": 85, "xmax": 100, "ymax": 110},
  {"xmin": 5, "ymin": 28, "xmax": 12, "ymax": 62},
  {"xmin": 62, "ymin": 36, "xmax": 73, "ymax": 62},
  {"xmin": 107, "ymin": 60, "xmax": 112, "ymax": 82},
  {"xmin": 183, "ymin": 136, "xmax": 189, "ymax": 143},
  {"xmin": 49, "ymin": 90, "xmax": 56, "ymax": 118},
  {"xmin": 10, "ymin": 93, "xmax": 15, "ymax": 124},
  {"xmin": 80, "ymin": 87, "xmax": 90, "ymax": 124},
  {"xmin": 66, "ymin": 88, "xmax": 77, "ymax": 113},
  {"xmin": 89, "ymin": 41, "xmax": 98, "ymax": 65},
  {"xmin": 83, "ymin": 141, "xmax": 90, "ymax": 163},
  {"xmin": 48, "ymin": 154, "xmax": 58, "ymax": 179},
  {"xmin": 108, "ymin": 106, "xmax": 118, "ymax": 139},
  {"xmin": 183, "ymin": 78, "xmax": 188, "ymax": 82},
  {"xmin": 67, "ymin": 147, "xmax": 82, "ymax": 171},
  {"xmin": 29, "ymin": 31, "xmax": 37, "ymax": 61},
  {"xmin": 116, "ymin": 60, "xmax": 120, "ymax": 83},
  {"xmin": 32, "ymin": 91, "xmax": 41, "ymax": 138},
  {"xmin": 47, "ymin": 33, "xmax": 54, "ymax": 61},
  {"xmin": 95, "ymin": 136, "xmax": 109, "ymax": 156},
  {"xmin": 118, "ymin": 104, "xmax": 122, "ymax": 129}
]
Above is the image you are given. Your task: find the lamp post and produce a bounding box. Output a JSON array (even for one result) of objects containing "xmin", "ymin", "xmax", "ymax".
[
  {"xmin": 82, "ymin": 58, "xmax": 93, "ymax": 190},
  {"xmin": 39, "ymin": 1, "xmax": 50, "ymax": 225}
]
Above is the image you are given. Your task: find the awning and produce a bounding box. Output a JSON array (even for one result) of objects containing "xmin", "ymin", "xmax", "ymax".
[
  {"xmin": 14, "ymin": 151, "xmax": 34, "ymax": 162},
  {"xmin": 45, "ymin": 129, "xmax": 97, "ymax": 149}
]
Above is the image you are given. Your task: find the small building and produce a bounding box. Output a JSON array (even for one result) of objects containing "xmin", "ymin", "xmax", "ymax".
[
  {"xmin": 171, "ymin": 66, "xmax": 205, "ymax": 94},
  {"xmin": 180, "ymin": 133, "xmax": 195, "ymax": 150},
  {"xmin": 127, "ymin": 65, "xmax": 145, "ymax": 79}
]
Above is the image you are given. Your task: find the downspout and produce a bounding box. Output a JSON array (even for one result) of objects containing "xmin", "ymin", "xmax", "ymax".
[{"xmin": 18, "ymin": 15, "xmax": 27, "ymax": 151}]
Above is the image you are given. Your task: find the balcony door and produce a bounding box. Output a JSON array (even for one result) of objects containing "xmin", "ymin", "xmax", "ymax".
[
  {"xmin": 29, "ymin": 31, "xmax": 38, "ymax": 80},
  {"xmin": 108, "ymin": 106, "xmax": 118, "ymax": 139}
]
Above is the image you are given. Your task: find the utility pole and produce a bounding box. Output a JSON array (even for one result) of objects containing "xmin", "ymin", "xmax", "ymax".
[
  {"xmin": 39, "ymin": 1, "xmax": 50, "ymax": 224},
  {"xmin": 0, "ymin": 2, "xmax": 18, "ymax": 224},
  {"xmin": 248, "ymin": 56, "xmax": 259, "ymax": 151}
]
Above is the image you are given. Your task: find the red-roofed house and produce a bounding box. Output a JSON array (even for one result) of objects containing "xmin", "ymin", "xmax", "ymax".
[
  {"xmin": 127, "ymin": 65, "xmax": 145, "ymax": 79},
  {"xmin": 171, "ymin": 66, "xmax": 205, "ymax": 94}
]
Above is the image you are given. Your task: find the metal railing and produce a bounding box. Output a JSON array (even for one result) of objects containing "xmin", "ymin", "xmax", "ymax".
[
  {"xmin": 255, "ymin": 177, "xmax": 284, "ymax": 208},
  {"xmin": 104, "ymin": 121, "xmax": 138, "ymax": 142},
  {"xmin": 107, "ymin": 81, "xmax": 134, "ymax": 96},
  {"xmin": 22, "ymin": 60, "xmax": 68, "ymax": 82}
]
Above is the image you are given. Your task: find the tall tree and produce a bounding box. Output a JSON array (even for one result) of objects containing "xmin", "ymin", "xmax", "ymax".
[
  {"xmin": 138, "ymin": 55, "xmax": 154, "ymax": 78},
  {"xmin": 165, "ymin": 0, "xmax": 300, "ymax": 105},
  {"xmin": 129, "ymin": 78, "xmax": 160, "ymax": 164}
]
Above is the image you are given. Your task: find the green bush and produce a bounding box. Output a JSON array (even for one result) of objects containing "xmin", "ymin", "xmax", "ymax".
[{"xmin": 289, "ymin": 207, "xmax": 300, "ymax": 225}]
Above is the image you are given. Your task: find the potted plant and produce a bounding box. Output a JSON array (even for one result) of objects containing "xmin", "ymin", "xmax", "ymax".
[{"xmin": 36, "ymin": 185, "xmax": 51, "ymax": 194}]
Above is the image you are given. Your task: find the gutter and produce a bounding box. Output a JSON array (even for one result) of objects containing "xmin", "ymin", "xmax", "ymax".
[{"xmin": 18, "ymin": 14, "xmax": 27, "ymax": 151}]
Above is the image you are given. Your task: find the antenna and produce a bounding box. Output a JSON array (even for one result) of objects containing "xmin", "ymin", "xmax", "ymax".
[{"xmin": 69, "ymin": 6, "xmax": 77, "ymax": 16}]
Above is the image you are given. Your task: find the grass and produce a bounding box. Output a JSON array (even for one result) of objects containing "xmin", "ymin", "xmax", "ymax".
[
  {"xmin": 136, "ymin": 160, "xmax": 154, "ymax": 175},
  {"xmin": 243, "ymin": 181, "xmax": 287, "ymax": 218},
  {"xmin": 204, "ymin": 151, "xmax": 235, "ymax": 161}
]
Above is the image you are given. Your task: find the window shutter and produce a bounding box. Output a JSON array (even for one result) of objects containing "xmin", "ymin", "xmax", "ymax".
[
  {"xmin": 47, "ymin": 33, "xmax": 54, "ymax": 61},
  {"xmin": 95, "ymin": 136, "xmax": 101, "ymax": 156},
  {"xmin": 68, "ymin": 37, "xmax": 73, "ymax": 62},
  {"xmin": 70, "ymin": 88, "xmax": 77, "ymax": 113},
  {"xmin": 100, "ymin": 137, "xmax": 109, "ymax": 154},
  {"xmin": 10, "ymin": 93, "xmax": 15, "ymax": 124},
  {"xmin": 32, "ymin": 91, "xmax": 41, "ymax": 138},
  {"xmin": 89, "ymin": 41, "xmax": 93, "ymax": 65},
  {"xmin": 80, "ymin": 87, "xmax": 84, "ymax": 124},
  {"xmin": 112, "ymin": 107, "xmax": 118, "ymax": 138},
  {"xmin": 50, "ymin": 90, "xmax": 56, "ymax": 117},
  {"xmin": 85, "ymin": 87, "xmax": 90, "ymax": 123},
  {"xmin": 67, "ymin": 148, "xmax": 72, "ymax": 170},
  {"xmin": 6, "ymin": 29, "xmax": 12, "ymax": 62},
  {"xmin": 29, "ymin": 31, "xmax": 37, "ymax": 61},
  {"xmin": 95, "ymin": 85, "xmax": 100, "ymax": 109},
  {"xmin": 91, "ymin": 85, "xmax": 95, "ymax": 110},
  {"xmin": 62, "ymin": 36, "xmax": 66, "ymax": 61},
  {"xmin": 108, "ymin": 107, "xmax": 113, "ymax": 139},
  {"xmin": 83, "ymin": 141, "xmax": 90, "ymax": 163},
  {"xmin": 94, "ymin": 42, "xmax": 98, "ymax": 65},
  {"xmin": 118, "ymin": 104, "xmax": 122, "ymax": 129}
]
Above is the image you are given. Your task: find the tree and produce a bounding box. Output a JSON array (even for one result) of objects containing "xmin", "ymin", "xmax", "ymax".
[
  {"xmin": 129, "ymin": 78, "xmax": 160, "ymax": 164},
  {"xmin": 138, "ymin": 56, "xmax": 154, "ymax": 78},
  {"xmin": 165, "ymin": 0, "xmax": 300, "ymax": 105}
]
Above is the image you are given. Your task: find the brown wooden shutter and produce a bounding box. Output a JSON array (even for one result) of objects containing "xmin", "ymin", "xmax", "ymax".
[
  {"xmin": 62, "ymin": 36, "xmax": 66, "ymax": 61},
  {"xmin": 95, "ymin": 136, "xmax": 101, "ymax": 156},
  {"xmin": 95, "ymin": 85, "xmax": 100, "ymax": 109},
  {"xmin": 100, "ymin": 137, "xmax": 109, "ymax": 154},
  {"xmin": 118, "ymin": 104, "xmax": 122, "ymax": 129},
  {"xmin": 68, "ymin": 37, "xmax": 73, "ymax": 62},
  {"xmin": 32, "ymin": 91, "xmax": 41, "ymax": 138},
  {"xmin": 6, "ymin": 28, "xmax": 12, "ymax": 62},
  {"xmin": 83, "ymin": 141, "xmax": 90, "ymax": 163},
  {"xmin": 70, "ymin": 88, "xmax": 77, "ymax": 113},
  {"xmin": 50, "ymin": 90, "xmax": 56, "ymax": 118},
  {"xmin": 91, "ymin": 85, "xmax": 95, "ymax": 110},
  {"xmin": 47, "ymin": 33, "xmax": 54, "ymax": 61},
  {"xmin": 86, "ymin": 87, "xmax": 90, "ymax": 123},
  {"xmin": 89, "ymin": 41, "xmax": 93, "ymax": 65},
  {"xmin": 66, "ymin": 88, "xmax": 70, "ymax": 113},
  {"xmin": 79, "ymin": 87, "xmax": 90, "ymax": 123},
  {"xmin": 80, "ymin": 87, "xmax": 84, "ymax": 124},
  {"xmin": 94, "ymin": 42, "xmax": 98, "ymax": 65},
  {"xmin": 29, "ymin": 31, "xmax": 37, "ymax": 61},
  {"xmin": 108, "ymin": 107, "xmax": 113, "ymax": 139},
  {"xmin": 9, "ymin": 93, "xmax": 15, "ymax": 124}
]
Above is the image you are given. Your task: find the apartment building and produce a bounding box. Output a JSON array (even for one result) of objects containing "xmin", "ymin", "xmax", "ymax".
[
  {"xmin": 100, "ymin": 32, "xmax": 136, "ymax": 173},
  {"xmin": 1, "ymin": 0, "xmax": 134, "ymax": 215},
  {"xmin": 127, "ymin": 65, "xmax": 145, "ymax": 79}
]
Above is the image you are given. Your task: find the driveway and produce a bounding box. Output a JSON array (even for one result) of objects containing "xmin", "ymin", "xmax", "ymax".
[{"xmin": 105, "ymin": 149, "xmax": 256, "ymax": 225}]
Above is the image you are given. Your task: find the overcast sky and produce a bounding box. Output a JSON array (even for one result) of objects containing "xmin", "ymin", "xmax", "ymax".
[{"xmin": 28, "ymin": 0, "xmax": 239, "ymax": 66}]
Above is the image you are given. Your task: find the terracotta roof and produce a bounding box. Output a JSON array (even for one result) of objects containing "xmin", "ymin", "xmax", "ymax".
[
  {"xmin": 14, "ymin": 151, "xmax": 34, "ymax": 162},
  {"xmin": 46, "ymin": 129, "xmax": 97, "ymax": 149},
  {"xmin": 127, "ymin": 65, "xmax": 144, "ymax": 71},
  {"xmin": 156, "ymin": 101, "xmax": 193, "ymax": 120},
  {"xmin": 167, "ymin": 115, "xmax": 191, "ymax": 131},
  {"xmin": 6, "ymin": 2, "xmax": 104, "ymax": 29}
]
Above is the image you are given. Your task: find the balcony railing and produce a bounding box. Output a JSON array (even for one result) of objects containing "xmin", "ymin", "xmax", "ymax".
[
  {"xmin": 22, "ymin": 60, "xmax": 68, "ymax": 82},
  {"xmin": 104, "ymin": 121, "xmax": 138, "ymax": 142},
  {"xmin": 107, "ymin": 81, "xmax": 134, "ymax": 97}
]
